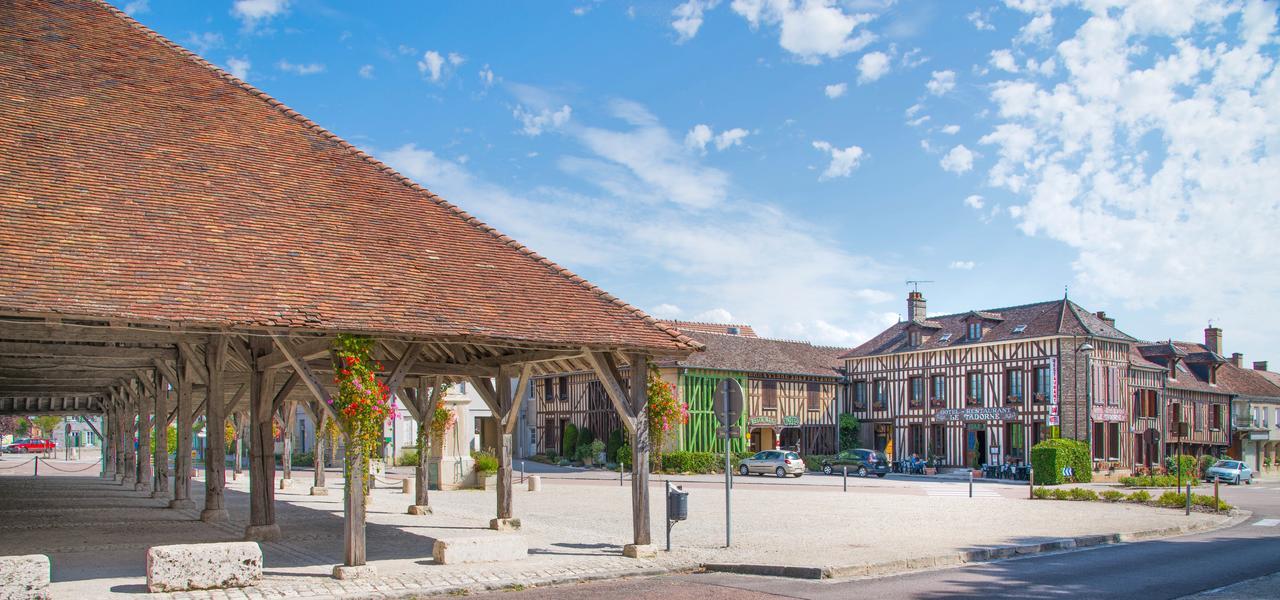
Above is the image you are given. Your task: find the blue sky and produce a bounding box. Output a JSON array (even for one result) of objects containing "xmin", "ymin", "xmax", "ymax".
[{"xmin": 118, "ymin": 0, "xmax": 1279, "ymax": 363}]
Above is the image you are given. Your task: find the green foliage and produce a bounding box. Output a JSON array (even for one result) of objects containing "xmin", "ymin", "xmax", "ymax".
[
  {"xmin": 1033, "ymin": 487, "xmax": 1051, "ymax": 499},
  {"xmin": 544, "ymin": 449, "xmax": 559, "ymax": 463},
  {"xmin": 1049, "ymin": 488, "xmax": 1071, "ymax": 500},
  {"xmin": 471, "ymin": 450, "xmax": 498, "ymax": 474},
  {"xmin": 15, "ymin": 419, "xmax": 31, "ymax": 436},
  {"xmin": 31, "ymin": 416, "xmax": 63, "ymax": 438},
  {"xmin": 590, "ymin": 439, "xmax": 606, "ymax": 455},
  {"xmin": 605, "ymin": 430, "xmax": 623, "ymax": 464},
  {"xmin": 1119, "ymin": 475, "xmax": 1198, "ymax": 488},
  {"xmin": 1156, "ymin": 491, "xmax": 1187, "ymax": 508},
  {"xmin": 1030, "ymin": 438, "xmax": 1092, "ymax": 484},
  {"xmin": 573, "ymin": 444, "xmax": 594, "ymax": 462},
  {"xmin": 1068, "ymin": 487, "xmax": 1099, "ymax": 501},
  {"xmin": 839, "ymin": 414, "xmax": 860, "ymax": 451},
  {"xmin": 660, "ymin": 451, "xmax": 724, "ymax": 473},
  {"xmin": 1165, "ymin": 454, "xmax": 1198, "ymax": 480},
  {"xmin": 803, "ymin": 455, "xmax": 833, "ymax": 471},
  {"xmin": 292, "ymin": 451, "xmax": 315, "ymax": 467},
  {"xmin": 1100, "ymin": 490, "xmax": 1125, "ymax": 502},
  {"xmin": 1199, "ymin": 455, "xmax": 1220, "ymax": 475},
  {"xmin": 577, "ymin": 428, "xmax": 595, "ymax": 450},
  {"xmin": 617, "ymin": 442, "xmax": 632, "ymax": 469},
  {"xmin": 1191, "ymin": 493, "xmax": 1231, "ymax": 511},
  {"xmin": 647, "ymin": 365, "xmax": 688, "ymax": 471},
  {"xmin": 1127, "ymin": 490, "xmax": 1152, "ymax": 503},
  {"xmin": 562, "ymin": 424, "xmax": 578, "ymax": 459},
  {"xmin": 397, "ymin": 449, "xmax": 419, "ymax": 467}
]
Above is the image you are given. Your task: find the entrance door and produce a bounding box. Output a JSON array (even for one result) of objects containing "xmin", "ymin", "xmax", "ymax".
[
  {"xmin": 874, "ymin": 423, "xmax": 892, "ymax": 454},
  {"xmin": 966, "ymin": 424, "xmax": 987, "ymax": 469},
  {"xmin": 779, "ymin": 428, "xmax": 801, "ymax": 452}
]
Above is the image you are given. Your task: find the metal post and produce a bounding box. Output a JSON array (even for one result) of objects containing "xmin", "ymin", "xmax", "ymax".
[
  {"xmin": 1185, "ymin": 480, "xmax": 1192, "ymax": 516},
  {"xmin": 520, "ymin": 461, "xmax": 525, "ymax": 484},
  {"xmin": 34, "ymin": 457, "xmax": 38, "ymax": 477},
  {"xmin": 969, "ymin": 469, "xmax": 973, "ymax": 498},
  {"xmin": 843, "ymin": 466, "xmax": 848, "ymax": 492},
  {"xmin": 619, "ymin": 461, "xmax": 623, "ymax": 486},
  {"xmin": 665, "ymin": 480, "xmax": 672, "ymax": 552},
  {"xmin": 1029, "ymin": 467, "xmax": 1035, "ymax": 499},
  {"xmin": 723, "ymin": 385, "xmax": 732, "ymax": 548}
]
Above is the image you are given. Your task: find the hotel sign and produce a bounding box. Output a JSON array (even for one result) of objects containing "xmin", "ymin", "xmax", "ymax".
[
  {"xmin": 747, "ymin": 416, "xmax": 777, "ymax": 427},
  {"xmin": 1091, "ymin": 405, "xmax": 1127, "ymax": 422},
  {"xmin": 933, "ymin": 407, "xmax": 1020, "ymax": 422}
]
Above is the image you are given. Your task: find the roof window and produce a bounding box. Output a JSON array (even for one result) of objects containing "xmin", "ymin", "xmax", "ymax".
[
  {"xmin": 1012, "ymin": 324, "xmax": 1027, "ymax": 334},
  {"xmin": 938, "ymin": 333, "xmax": 952, "ymax": 342}
]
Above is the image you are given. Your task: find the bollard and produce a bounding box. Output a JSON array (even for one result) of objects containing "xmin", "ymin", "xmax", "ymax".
[
  {"xmin": 620, "ymin": 462, "xmax": 624, "ymax": 487},
  {"xmin": 520, "ymin": 461, "xmax": 525, "ymax": 484},
  {"xmin": 1185, "ymin": 481, "xmax": 1192, "ymax": 516},
  {"xmin": 33, "ymin": 457, "xmax": 38, "ymax": 477},
  {"xmin": 1214, "ymin": 476, "xmax": 1220, "ymax": 513},
  {"xmin": 401, "ymin": 479, "xmax": 412, "ymax": 495},
  {"xmin": 969, "ymin": 469, "xmax": 973, "ymax": 498},
  {"xmin": 843, "ymin": 466, "xmax": 848, "ymax": 492},
  {"xmin": 528, "ymin": 475, "xmax": 541, "ymax": 492},
  {"xmin": 1029, "ymin": 467, "xmax": 1035, "ymax": 499}
]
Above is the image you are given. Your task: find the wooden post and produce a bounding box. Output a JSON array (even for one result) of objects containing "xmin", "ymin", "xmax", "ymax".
[
  {"xmin": 114, "ymin": 394, "xmax": 127, "ymax": 482},
  {"xmin": 136, "ymin": 380, "xmax": 153, "ymax": 493},
  {"xmin": 629, "ymin": 356, "xmax": 652, "ymax": 549},
  {"xmin": 103, "ymin": 404, "xmax": 117, "ymax": 479},
  {"xmin": 171, "ymin": 351, "xmax": 195, "ymax": 509},
  {"xmin": 312, "ymin": 402, "xmax": 328, "ymax": 495},
  {"xmin": 495, "ymin": 368, "xmax": 514, "ymax": 524},
  {"xmin": 201, "ymin": 336, "xmax": 229, "ymax": 522},
  {"xmin": 122, "ymin": 387, "xmax": 138, "ymax": 487},
  {"xmin": 410, "ymin": 378, "xmax": 438, "ymax": 513},
  {"xmin": 280, "ymin": 401, "xmax": 295, "ymax": 486},
  {"xmin": 233, "ymin": 412, "xmax": 245, "ymax": 479},
  {"xmin": 152, "ymin": 368, "xmax": 169, "ymax": 498},
  {"xmin": 338, "ymin": 426, "xmax": 370, "ymax": 575},
  {"xmin": 244, "ymin": 336, "xmax": 280, "ymax": 542}
]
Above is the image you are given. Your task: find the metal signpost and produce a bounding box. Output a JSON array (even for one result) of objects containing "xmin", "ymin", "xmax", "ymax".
[{"xmin": 714, "ymin": 378, "xmax": 744, "ymax": 548}]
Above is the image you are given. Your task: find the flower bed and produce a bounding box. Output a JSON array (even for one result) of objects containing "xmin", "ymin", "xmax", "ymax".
[{"xmin": 1033, "ymin": 486, "xmax": 1229, "ymax": 512}]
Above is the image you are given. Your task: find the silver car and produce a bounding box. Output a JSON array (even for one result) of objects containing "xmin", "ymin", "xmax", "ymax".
[
  {"xmin": 1204, "ymin": 460, "xmax": 1253, "ymax": 485},
  {"xmin": 738, "ymin": 450, "xmax": 805, "ymax": 478}
]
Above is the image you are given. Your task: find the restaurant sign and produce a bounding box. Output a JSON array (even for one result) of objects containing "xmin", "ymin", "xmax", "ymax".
[
  {"xmin": 1090, "ymin": 405, "xmax": 1126, "ymax": 422},
  {"xmin": 782, "ymin": 415, "xmax": 801, "ymax": 427},
  {"xmin": 747, "ymin": 416, "xmax": 777, "ymax": 427},
  {"xmin": 933, "ymin": 407, "xmax": 1019, "ymax": 422}
]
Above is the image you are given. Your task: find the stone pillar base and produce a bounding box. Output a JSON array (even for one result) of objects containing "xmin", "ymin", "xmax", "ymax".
[
  {"xmin": 622, "ymin": 544, "xmax": 657, "ymax": 559},
  {"xmin": 278, "ymin": 478, "xmax": 291, "ymax": 490},
  {"xmin": 121, "ymin": 476, "xmax": 135, "ymax": 487},
  {"xmin": 168, "ymin": 499, "xmax": 197, "ymax": 510},
  {"xmin": 150, "ymin": 489, "xmax": 169, "ymax": 499},
  {"xmin": 310, "ymin": 486, "xmax": 329, "ymax": 496},
  {"xmin": 134, "ymin": 482, "xmax": 151, "ymax": 493},
  {"xmin": 199, "ymin": 508, "xmax": 229, "ymax": 523},
  {"xmin": 243, "ymin": 524, "xmax": 281, "ymax": 542},
  {"xmin": 407, "ymin": 505, "xmax": 432, "ymax": 515},
  {"xmin": 489, "ymin": 518, "xmax": 521, "ymax": 531},
  {"xmin": 332, "ymin": 564, "xmax": 377, "ymax": 580}
]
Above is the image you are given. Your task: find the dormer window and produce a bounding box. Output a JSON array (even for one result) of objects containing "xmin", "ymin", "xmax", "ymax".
[
  {"xmin": 1168, "ymin": 358, "xmax": 1179, "ymax": 380},
  {"xmin": 968, "ymin": 322, "xmax": 982, "ymax": 341},
  {"xmin": 909, "ymin": 330, "xmax": 923, "ymax": 347}
]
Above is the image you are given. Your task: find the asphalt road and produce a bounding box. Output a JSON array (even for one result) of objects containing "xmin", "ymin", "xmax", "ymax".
[{"xmin": 473, "ymin": 481, "xmax": 1280, "ymax": 600}]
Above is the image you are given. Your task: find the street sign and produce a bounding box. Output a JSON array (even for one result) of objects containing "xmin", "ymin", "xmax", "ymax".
[
  {"xmin": 716, "ymin": 426, "xmax": 742, "ymax": 438},
  {"xmin": 714, "ymin": 379, "xmax": 745, "ymax": 426},
  {"xmin": 1047, "ymin": 415, "xmax": 1060, "ymax": 426}
]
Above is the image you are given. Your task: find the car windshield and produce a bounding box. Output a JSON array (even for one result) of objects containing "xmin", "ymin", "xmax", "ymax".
[
  {"xmin": 1214, "ymin": 461, "xmax": 1241, "ymax": 469},
  {"xmin": 786, "ymin": 452, "xmax": 800, "ymax": 460}
]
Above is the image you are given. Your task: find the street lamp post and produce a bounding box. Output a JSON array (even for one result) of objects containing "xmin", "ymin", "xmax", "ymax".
[{"xmin": 1078, "ymin": 342, "xmax": 1095, "ymax": 453}]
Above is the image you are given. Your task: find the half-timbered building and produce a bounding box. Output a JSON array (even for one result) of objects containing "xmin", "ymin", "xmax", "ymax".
[{"xmin": 528, "ymin": 321, "xmax": 846, "ymax": 457}]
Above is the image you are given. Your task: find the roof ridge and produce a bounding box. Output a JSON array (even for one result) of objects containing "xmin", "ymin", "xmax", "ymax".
[
  {"xmin": 691, "ymin": 330, "xmax": 849, "ymax": 350},
  {"xmin": 920, "ymin": 298, "xmax": 1063, "ymax": 322},
  {"xmin": 661, "ymin": 319, "xmax": 754, "ymax": 328},
  {"xmin": 90, "ymin": 0, "xmax": 699, "ymax": 353}
]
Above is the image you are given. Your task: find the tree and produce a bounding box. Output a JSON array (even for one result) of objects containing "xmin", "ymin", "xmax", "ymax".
[
  {"xmin": 32, "ymin": 415, "xmax": 63, "ymax": 438},
  {"xmin": 645, "ymin": 365, "xmax": 688, "ymax": 471},
  {"xmin": 839, "ymin": 414, "xmax": 860, "ymax": 451},
  {"xmin": 0, "ymin": 416, "xmax": 18, "ymax": 438}
]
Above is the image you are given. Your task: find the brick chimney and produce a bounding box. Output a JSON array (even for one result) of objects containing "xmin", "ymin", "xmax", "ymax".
[
  {"xmin": 1204, "ymin": 326, "xmax": 1223, "ymax": 355},
  {"xmin": 907, "ymin": 291, "xmax": 926, "ymax": 323},
  {"xmin": 1231, "ymin": 352, "xmax": 1243, "ymax": 368},
  {"xmin": 1255, "ymin": 361, "xmax": 1269, "ymax": 371},
  {"xmin": 1095, "ymin": 311, "xmax": 1116, "ymax": 328}
]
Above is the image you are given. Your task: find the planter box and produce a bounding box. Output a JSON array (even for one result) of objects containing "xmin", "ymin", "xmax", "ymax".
[
  {"xmin": 923, "ymin": 467, "xmax": 937, "ymax": 475},
  {"xmin": 475, "ymin": 473, "xmax": 497, "ymax": 490},
  {"xmin": 971, "ymin": 470, "xmax": 984, "ymax": 478}
]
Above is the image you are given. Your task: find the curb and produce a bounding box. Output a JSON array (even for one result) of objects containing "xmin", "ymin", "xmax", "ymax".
[{"xmin": 704, "ymin": 509, "xmax": 1252, "ymax": 581}]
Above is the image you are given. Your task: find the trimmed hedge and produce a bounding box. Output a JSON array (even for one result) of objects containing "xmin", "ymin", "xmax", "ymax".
[
  {"xmin": 471, "ymin": 450, "xmax": 498, "ymax": 474},
  {"xmin": 1030, "ymin": 438, "xmax": 1091, "ymax": 485},
  {"xmin": 1033, "ymin": 487, "xmax": 1230, "ymax": 511},
  {"xmin": 661, "ymin": 451, "xmax": 723, "ymax": 474},
  {"xmin": 562, "ymin": 424, "xmax": 578, "ymax": 459},
  {"xmin": 605, "ymin": 430, "xmax": 624, "ymax": 465},
  {"xmin": 1119, "ymin": 474, "xmax": 1199, "ymax": 488},
  {"xmin": 1166, "ymin": 454, "xmax": 1198, "ymax": 480}
]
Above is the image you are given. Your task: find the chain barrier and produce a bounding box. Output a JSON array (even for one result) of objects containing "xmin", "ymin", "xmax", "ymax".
[
  {"xmin": 35, "ymin": 457, "xmax": 104, "ymax": 473},
  {"xmin": 0, "ymin": 458, "xmax": 38, "ymax": 471}
]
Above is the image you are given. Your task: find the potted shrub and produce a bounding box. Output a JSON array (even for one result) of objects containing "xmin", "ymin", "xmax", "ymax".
[{"xmin": 472, "ymin": 450, "xmax": 498, "ymax": 489}]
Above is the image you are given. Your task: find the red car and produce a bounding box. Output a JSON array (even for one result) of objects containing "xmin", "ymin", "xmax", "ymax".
[{"xmin": 5, "ymin": 438, "xmax": 55, "ymax": 453}]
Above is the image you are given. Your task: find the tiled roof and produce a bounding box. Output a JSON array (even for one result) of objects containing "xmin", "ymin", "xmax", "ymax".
[
  {"xmin": 841, "ymin": 299, "xmax": 1135, "ymax": 359},
  {"xmin": 665, "ymin": 331, "xmax": 847, "ymax": 378},
  {"xmin": 0, "ymin": 0, "xmax": 697, "ymax": 354},
  {"xmin": 1143, "ymin": 340, "xmax": 1280, "ymax": 398},
  {"xmin": 659, "ymin": 320, "xmax": 758, "ymax": 338}
]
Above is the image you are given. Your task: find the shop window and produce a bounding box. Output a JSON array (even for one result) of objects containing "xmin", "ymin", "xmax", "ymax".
[
  {"xmin": 763, "ymin": 380, "xmax": 778, "ymax": 409},
  {"xmin": 1107, "ymin": 423, "xmax": 1120, "ymax": 460},
  {"xmin": 1092, "ymin": 422, "xmax": 1105, "ymax": 460},
  {"xmin": 1006, "ymin": 369, "xmax": 1023, "ymax": 404},
  {"xmin": 908, "ymin": 377, "xmax": 924, "ymax": 408},
  {"xmin": 931, "ymin": 375, "xmax": 946, "ymax": 407},
  {"xmin": 853, "ymin": 381, "xmax": 868, "ymax": 410},
  {"xmin": 909, "ymin": 424, "xmax": 925, "ymax": 457},
  {"xmin": 806, "ymin": 382, "xmax": 821, "ymax": 411},
  {"xmin": 873, "ymin": 379, "xmax": 887, "ymax": 410},
  {"xmin": 1033, "ymin": 366, "xmax": 1051, "ymax": 403},
  {"xmin": 1006, "ymin": 423, "xmax": 1025, "ymax": 459},
  {"xmin": 1032, "ymin": 422, "xmax": 1049, "ymax": 444},
  {"xmin": 966, "ymin": 372, "xmax": 983, "ymax": 406},
  {"xmin": 930, "ymin": 425, "xmax": 946, "ymax": 461}
]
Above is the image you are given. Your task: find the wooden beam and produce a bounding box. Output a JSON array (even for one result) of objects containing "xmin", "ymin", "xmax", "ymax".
[
  {"xmin": 257, "ymin": 337, "xmax": 332, "ymax": 371},
  {"xmin": 0, "ymin": 357, "xmax": 164, "ymax": 370},
  {"xmin": 0, "ymin": 342, "xmax": 176, "ymax": 359},
  {"xmin": 224, "ymin": 383, "xmax": 248, "ymax": 415},
  {"xmin": 584, "ymin": 350, "xmax": 636, "ymax": 431},
  {"xmin": 270, "ymin": 372, "xmax": 300, "ymax": 417},
  {"xmin": 503, "ymin": 364, "xmax": 533, "ymax": 434},
  {"xmin": 383, "ymin": 342, "xmax": 424, "ymax": 413},
  {"xmin": 153, "ymin": 359, "xmax": 180, "ymax": 390},
  {"xmin": 468, "ymin": 349, "xmax": 583, "ymax": 368},
  {"xmin": 467, "ymin": 376, "xmax": 500, "ymax": 414},
  {"xmin": 134, "ymin": 370, "xmax": 156, "ymax": 396},
  {"xmin": 0, "ymin": 322, "xmax": 189, "ymax": 344},
  {"xmin": 270, "ymin": 335, "xmax": 339, "ymax": 422}
]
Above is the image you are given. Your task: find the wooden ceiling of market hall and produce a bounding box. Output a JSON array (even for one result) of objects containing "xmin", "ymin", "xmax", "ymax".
[{"xmin": 0, "ymin": 0, "xmax": 699, "ymax": 398}]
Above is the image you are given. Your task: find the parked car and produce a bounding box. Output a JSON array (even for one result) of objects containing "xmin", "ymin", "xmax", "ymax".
[
  {"xmin": 5, "ymin": 438, "xmax": 55, "ymax": 453},
  {"xmin": 821, "ymin": 448, "xmax": 889, "ymax": 477},
  {"xmin": 738, "ymin": 450, "xmax": 805, "ymax": 478},
  {"xmin": 1204, "ymin": 459, "xmax": 1252, "ymax": 485}
]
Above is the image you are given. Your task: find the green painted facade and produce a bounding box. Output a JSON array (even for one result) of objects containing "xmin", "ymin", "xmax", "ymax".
[{"xmin": 679, "ymin": 369, "xmax": 748, "ymax": 453}]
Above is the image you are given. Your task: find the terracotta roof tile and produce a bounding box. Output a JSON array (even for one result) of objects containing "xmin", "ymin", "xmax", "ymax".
[
  {"xmin": 661, "ymin": 330, "xmax": 846, "ymax": 378},
  {"xmin": 659, "ymin": 320, "xmax": 758, "ymax": 338},
  {"xmin": 0, "ymin": 0, "xmax": 697, "ymax": 354}
]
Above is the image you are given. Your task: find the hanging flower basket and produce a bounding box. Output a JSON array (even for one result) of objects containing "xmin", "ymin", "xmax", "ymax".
[{"xmin": 331, "ymin": 335, "xmax": 394, "ymax": 498}]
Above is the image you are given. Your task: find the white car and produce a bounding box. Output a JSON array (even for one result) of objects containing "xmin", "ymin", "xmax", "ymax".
[{"xmin": 1204, "ymin": 460, "xmax": 1252, "ymax": 485}]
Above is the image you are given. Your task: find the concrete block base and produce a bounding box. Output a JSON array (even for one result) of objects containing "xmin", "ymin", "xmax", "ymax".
[
  {"xmin": 310, "ymin": 486, "xmax": 329, "ymax": 496},
  {"xmin": 623, "ymin": 544, "xmax": 657, "ymax": 559},
  {"xmin": 331, "ymin": 565, "xmax": 377, "ymax": 580},
  {"xmin": 242, "ymin": 524, "xmax": 281, "ymax": 542},
  {"xmin": 407, "ymin": 505, "xmax": 433, "ymax": 515},
  {"xmin": 433, "ymin": 535, "xmax": 528, "ymax": 565},
  {"xmin": 489, "ymin": 518, "xmax": 521, "ymax": 531},
  {"xmin": 278, "ymin": 478, "xmax": 291, "ymax": 490},
  {"xmin": 168, "ymin": 499, "xmax": 197, "ymax": 510},
  {"xmin": 0, "ymin": 554, "xmax": 49, "ymax": 600},
  {"xmin": 146, "ymin": 542, "xmax": 261, "ymax": 593},
  {"xmin": 527, "ymin": 476, "xmax": 542, "ymax": 491},
  {"xmin": 134, "ymin": 483, "xmax": 151, "ymax": 493},
  {"xmin": 199, "ymin": 508, "xmax": 229, "ymax": 523}
]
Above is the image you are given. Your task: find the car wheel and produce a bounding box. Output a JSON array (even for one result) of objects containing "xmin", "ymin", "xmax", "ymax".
[
  {"xmin": 794, "ymin": 473, "xmax": 803, "ymax": 478},
  {"xmin": 857, "ymin": 466, "xmax": 868, "ymax": 477},
  {"xmin": 876, "ymin": 473, "xmax": 886, "ymax": 478},
  {"xmin": 776, "ymin": 467, "xmax": 786, "ymax": 478},
  {"xmin": 1246, "ymin": 476, "xmax": 1252, "ymax": 485},
  {"xmin": 739, "ymin": 465, "xmax": 749, "ymax": 476},
  {"xmin": 822, "ymin": 464, "xmax": 833, "ymax": 475}
]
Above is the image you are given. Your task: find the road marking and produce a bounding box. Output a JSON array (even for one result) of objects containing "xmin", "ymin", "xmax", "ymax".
[
  {"xmin": 1252, "ymin": 519, "xmax": 1279, "ymax": 527},
  {"xmin": 923, "ymin": 485, "xmax": 1000, "ymax": 498}
]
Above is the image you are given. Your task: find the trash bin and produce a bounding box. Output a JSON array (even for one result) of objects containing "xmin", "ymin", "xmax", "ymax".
[{"xmin": 667, "ymin": 486, "xmax": 688, "ymax": 521}]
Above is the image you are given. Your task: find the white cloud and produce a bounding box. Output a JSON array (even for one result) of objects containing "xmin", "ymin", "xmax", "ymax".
[
  {"xmin": 990, "ymin": 49, "xmax": 1019, "ymax": 72},
  {"xmin": 225, "ymin": 57, "xmax": 251, "ymax": 81},
  {"xmin": 231, "ymin": 0, "xmax": 289, "ymax": 31},
  {"xmin": 926, "ymin": 69, "xmax": 956, "ymax": 95},
  {"xmin": 941, "ymin": 124, "xmax": 960, "ymax": 134},
  {"xmin": 857, "ymin": 50, "xmax": 891, "ymax": 83},
  {"xmin": 984, "ymin": 0, "xmax": 1280, "ymax": 359},
  {"xmin": 651, "ymin": 303, "xmax": 684, "ymax": 319},
  {"xmin": 812, "ymin": 140, "xmax": 865, "ymax": 180},
  {"xmin": 940, "ymin": 144, "xmax": 974, "ymax": 174},
  {"xmin": 964, "ymin": 194, "xmax": 985, "ymax": 210},
  {"xmin": 949, "ymin": 260, "xmax": 976, "ymax": 270},
  {"xmin": 824, "ymin": 82, "xmax": 847, "ymax": 98},
  {"xmin": 672, "ymin": 0, "xmax": 721, "ymax": 43},
  {"xmin": 358, "ymin": 64, "xmax": 374, "ymax": 79},
  {"xmin": 276, "ymin": 60, "xmax": 324, "ymax": 75},
  {"xmin": 123, "ymin": 0, "xmax": 148, "ymax": 15},
  {"xmin": 184, "ymin": 32, "xmax": 223, "ymax": 55},
  {"xmin": 686, "ymin": 124, "xmax": 749, "ymax": 153},
  {"xmin": 967, "ymin": 8, "xmax": 994, "ymax": 31},
  {"xmin": 852, "ymin": 288, "xmax": 893, "ymax": 304},
  {"xmin": 479, "ymin": 65, "xmax": 495, "ymax": 87},
  {"xmin": 693, "ymin": 308, "xmax": 735, "ymax": 323},
  {"xmin": 448, "ymin": 52, "xmax": 465, "ymax": 66},
  {"xmin": 729, "ymin": 0, "xmax": 878, "ymax": 63},
  {"xmin": 418, "ymin": 51, "xmax": 445, "ymax": 82},
  {"xmin": 1016, "ymin": 12, "xmax": 1054, "ymax": 45},
  {"xmin": 513, "ymin": 105, "xmax": 572, "ymax": 136}
]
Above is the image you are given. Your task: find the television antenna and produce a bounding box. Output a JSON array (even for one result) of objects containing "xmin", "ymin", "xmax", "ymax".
[{"xmin": 906, "ymin": 280, "xmax": 934, "ymax": 292}]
